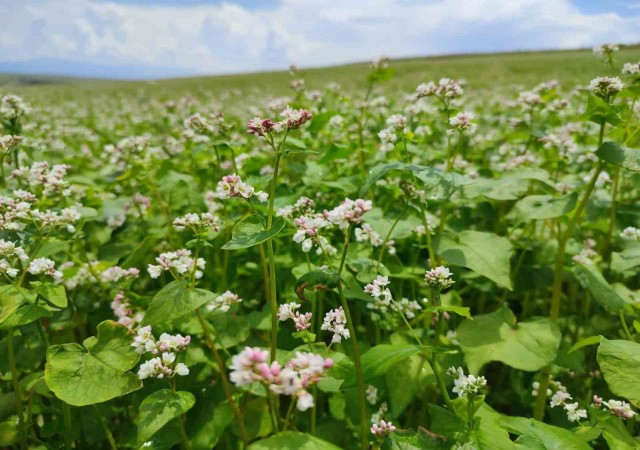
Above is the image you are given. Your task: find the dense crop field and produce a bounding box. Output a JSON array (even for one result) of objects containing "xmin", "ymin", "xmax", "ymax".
[{"xmin": 1, "ymin": 46, "xmax": 640, "ymax": 449}]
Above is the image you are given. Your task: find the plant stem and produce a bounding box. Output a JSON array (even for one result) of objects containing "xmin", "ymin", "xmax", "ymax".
[
  {"xmin": 8, "ymin": 327, "xmax": 27, "ymax": 450},
  {"xmin": 535, "ymin": 121, "xmax": 606, "ymax": 421},
  {"xmin": 619, "ymin": 311, "xmax": 633, "ymax": 341},
  {"xmin": 336, "ymin": 227, "xmax": 368, "ymax": 450},
  {"xmin": 195, "ymin": 310, "xmax": 248, "ymax": 445},
  {"xmin": 267, "ymin": 152, "xmax": 282, "ymax": 362}
]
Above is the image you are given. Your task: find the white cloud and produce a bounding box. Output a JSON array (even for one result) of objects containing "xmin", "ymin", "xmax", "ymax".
[{"xmin": 1, "ymin": 0, "xmax": 639, "ymax": 77}]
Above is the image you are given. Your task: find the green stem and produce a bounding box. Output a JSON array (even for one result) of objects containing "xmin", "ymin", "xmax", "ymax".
[
  {"xmin": 336, "ymin": 227, "xmax": 368, "ymax": 450},
  {"xmin": 195, "ymin": 310, "xmax": 248, "ymax": 445},
  {"xmin": 267, "ymin": 152, "xmax": 282, "ymax": 362},
  {"xmin": 467, "ymin": 395, "xmax": 475, "ymax": 430},
  {"xmin": 619, "ymin": 310, "xmax": 633, "ymax": 341},
  {"xmin": 535, "ymin": 121, "xmax": 606, "ymax": 421},
  {"xmin": 8, "ymin": 327, "xmax": 27, "ymax": 450}
]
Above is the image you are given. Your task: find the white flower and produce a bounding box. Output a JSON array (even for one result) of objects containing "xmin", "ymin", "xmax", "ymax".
[
  {"xmin": 207, "ymin": 290, "xmax": 242, "ymax": 312},
  {"xmin": 550, "ymin": 390, "xmax": 572, "ymax": 407},
  {"xmin": 378, "ymin": 128, "xmax": 397, "ymax": 143},
  {"xmin": 589, "ymin": 77, "xmax": 624, "ymax": 98},
  {"xmin": 564, "ymin": 402, "xmax": 587, "ymax": 422}
]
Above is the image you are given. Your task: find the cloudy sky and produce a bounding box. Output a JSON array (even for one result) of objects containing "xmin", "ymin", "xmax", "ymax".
[{"xmin": 1, "ymin": 0, "xmax": 639, "ymax": 79}]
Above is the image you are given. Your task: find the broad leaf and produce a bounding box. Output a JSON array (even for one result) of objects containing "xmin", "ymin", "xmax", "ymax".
[
  {"xmin": 248, "ymin": 431, "xmax": 341, "ymax": 450},
  {"xmin": 597, "ymin": 338, "xmax": 640, "ymax": 402},
  {"xmin": 435, "ymin": 230, "xmax": 513, "ymax": 290},
  {"xmin": 510, "ymin": 194, "xmax": 577, "ymax": 221},
  {"xmin": 222, "ymin": 215, "xmax": 285, "ymax": 250},
  {"xmin": 137, "ymin": 389, "xmax": 195, "ymax": 446},
  {"xmin": 343, "ymin": 344, "xmax": 422, "ymax": 388},
  {"xmin": 31, "ymin": 281, "xmax": 68, "ymax": 308},
  {"xmin": 500, "ymin": 416, "xmax": 592, "ymax": 450},
  {"xmin": 45, "ymin": 320, "xmax": 141, "ymax": 406},
  {"xmin": 143, "ymin": 281, "xmax": 215, "ymax": 325},
  {"xmin": 295, "ymin": 268, "xmax": 340, "ymax": 301},
  {"xmin": 0, "ymin": 286, "xmax": 51, "ymax": 329},
  {"xmin": 457, "ymin": 307, "xmax": 561, "ymax": 373},
  {"xmin": 611, "ymin": 247, "xmax": 640, "ymax": 274},
  {"xmin": 360, "ymin": 162, "xmax": 467, "ymax": 199},
  {"xmin": 573, "ymin": 264, "xmax": 627, "ymax": 312},
  {"xmin": 596, "ymin": 141, "xmax": 640, "ymax": 171}
]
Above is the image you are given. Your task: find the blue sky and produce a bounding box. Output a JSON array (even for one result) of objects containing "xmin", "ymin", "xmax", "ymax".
[{"xmin": 1, "ymin": 0, "xmax": 639, "ymax": 79}]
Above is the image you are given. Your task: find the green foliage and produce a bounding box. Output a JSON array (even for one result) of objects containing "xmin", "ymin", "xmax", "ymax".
[
  {"xmin": 457, "ymin": 307, "xmax": 561, "ymax": 373},
  {"xmin": 45, "ymin": 321, "xmax": 141, "ymax": 406},
  {"xmin": 137, "ymin": 389, "xmax": 195, "ymax": 445},
  {"xmin": 597, "ymin": 339, "xmax": 640, "ymax": 403}
]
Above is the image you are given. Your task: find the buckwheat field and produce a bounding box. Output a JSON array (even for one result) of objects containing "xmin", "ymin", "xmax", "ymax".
[{"xmin": 1, "ymin": 45, "xmax": 640, "ymax": 450}]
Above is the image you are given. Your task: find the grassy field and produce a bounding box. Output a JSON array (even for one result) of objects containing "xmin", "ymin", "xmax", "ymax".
[{"xmin": 4, "ymin": 46, "xmax": 640, "ymax": 105}]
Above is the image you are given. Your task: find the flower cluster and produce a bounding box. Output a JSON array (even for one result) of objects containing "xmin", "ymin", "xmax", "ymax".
[
  {"xmin": 370, "ymin": 419, "xmax": 396, "ymax": 438},
  {"xmin": 111, "ymin": 292, "xmax": 144, "ymax": 329},
  {"xmin": 229, "ymin": 347, "xmax": 332, "ymax": 411},
  {"xmin": 321, "ymin": 307, "xmax": 350, "ymax": 343},
  {"xmin": 278, "ymin": 302, "xmax": 312, "ymax": 331},
  {"xmin": 447, "ymin": 367, "xmax": 487, "ymax": 398},
  {"xmin": 324, "ymin": 198, "xmax": 373, "ymax": 229},
  {"xmin": 0, "ymin": 135, "xmax": 23, "ymax": 154},
  {"xmin": 147, "ymin": 249, "xmax": 205, "ymax": 280},
  {"xmin": 549, "ymin": 389, "xmax": 587, "ymax": 422},
  {"xmin": 588, "ymin": 77, "xmax": 624, "ymax": 99},
  {"xmin": 416, "ymin": 78, "xmax": 464, "ymax": 100},
  {"xmin": 620, "ymin": 226, "xmax": 640, "ymax": 241},
  {"xmin": 132, "ymin": 325, "xmax": 191, "ymax": 355},
  {"xmin": 173, "ymin": 212, "xmax": 220, "ymax": 232},
  {"xmin": 11, "ymin": 161, "xmax": 72, "ymax": 196},
  {"xmin": 246, "ymin": 106, "xmax": 312, "ymax": 136},
  {"xmin": 28, "ymin": 257, "xmax": 63, "ymax": 281},
  {"xmin": 138, "ymin": 352, "xmax": 190, "ymax": 380},
  {"xmin": 0, "ymin": 239, "xmax": 29, "ymax": 278},
  {"xmin": 448, "ymin": 111, "xmax": 476, "ymax": 134},
  {"xmin": 593, "ymin": 396, "xmax": 636, "ymax": 420},
  {"xmin": 622, "ymin": 62, "xmax": 640, "ymax": 76},
  {"xmin": 572, "ymin": 239, "xmax": 599, "ymax": 265},
  {"xmin": 424, "ymin": 266, "xmax": 455, "ymax": 291},
  {"xmin": 355, "ymin": 223, "xmax": 396, "ymax": 255},
  {"xmin": 216, "ymin": 174, "xmax": 268, "ymax": 202},
  {"xmin": 364, "ymin": 275, "xmax": 393, "ymax": 313},
  {"xmin": 277, "ymin": 196, "xmax": 315, "ymax": 219},
  {"xmin": 207, "ymin": 290, "xmax": 242, "ymax": 312},
  {"xmin": 103, "ymin": 136, "xmax": 152, "ymax": 168},
  {"xmin": 0, "ymin": 94, "xmax": 30, "ymax": 121},
  {"xmin": 184, "ymin": 112, "xmax": 228, "ymax": 136},
  {"xmin": 293, "ymin": 215, "xmax": 329, "ymax": 250}
]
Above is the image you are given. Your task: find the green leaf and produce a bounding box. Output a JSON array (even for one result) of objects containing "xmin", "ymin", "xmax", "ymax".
[
  {"xmin": 500, "ymin": 416, "xmax": 592, "ymax": 450},
  {"xmin": 319, "ymin": 143, "xmax": 351, "ymax": 164},
  {"xmin": 248, "ymin": 431, "xmax": 342, "ymax": 450},
  {"xmin": 0, "ymin": 286, "xmax": 51, "ymax": 329},
  {"xmin": 611, "ymin": 247, "xmax": 640, "ymax": 274},
  {"xmin": 603, "ymin": 431, "xmax": 638, "ymax": 450},
  {"xmin": 435, "ymin": 230, "xmax": 513, "ymax": 290},
  {"xmin": 222, "ymin": 215, "xmax": 285, "ymax": 250},
  {"xmin": 426, "ymin": 305, "xmax": 472, "ymax": 319},
  {"xmin": 45, "ymin": 320, "xmax": 141, "ymax": 406},
  {"xmin": 573, "ymin": 264, "xmax": 628, "ymax": 312},
  {"xmin": 360, "ymin": 162, "xmax": 467, "ymax": 199},
  {"xmin": 457, "ymin": 307, "xmax": 561, "ymax": 373},
  {"xmin": 382, "ymin": 428, "xmax": 447, "ymax": 449},
  {"xmin": 306, "ymin": 111, "xmax": 334, "ymax": 134},
  {"xmin": 596, "ymin": 141, "xmax": 640, "ymax": 171},
  {"xmin": 343, "ymin": 344, "xmax": 422, "ymax": 388},
  {"xmin": 568, "ymin": 335, "xmax": 602, "ymax": 354},
  {"xmin": 597, "ymin": 338, "xmax": 640, "ymax": 402},
  {"xmin": 143, "ymin": 282, "xmax": 215, "ymax": 325},
  {"xmin": 583, "ymin": 96, "xmax": 624, "ymax": 126},
  {"xmin": 510, "ymin": 194, "xmax": 578, "ymax": 221},
  {"xmin": 30, "ymin": 281, "xmax": 68, "ymax": 308},
  {"xmin": 137, "ymin": 389, "xmax": 195, "ymax": 446},
  {"xmin": 295, "ymin": 268, "xmax": 340, "ymax": 302}
]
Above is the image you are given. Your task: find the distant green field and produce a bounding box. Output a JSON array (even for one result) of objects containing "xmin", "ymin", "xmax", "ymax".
[{"xmin": 3, "ymin": 46, "xmax": 640, "ymax": 104}]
